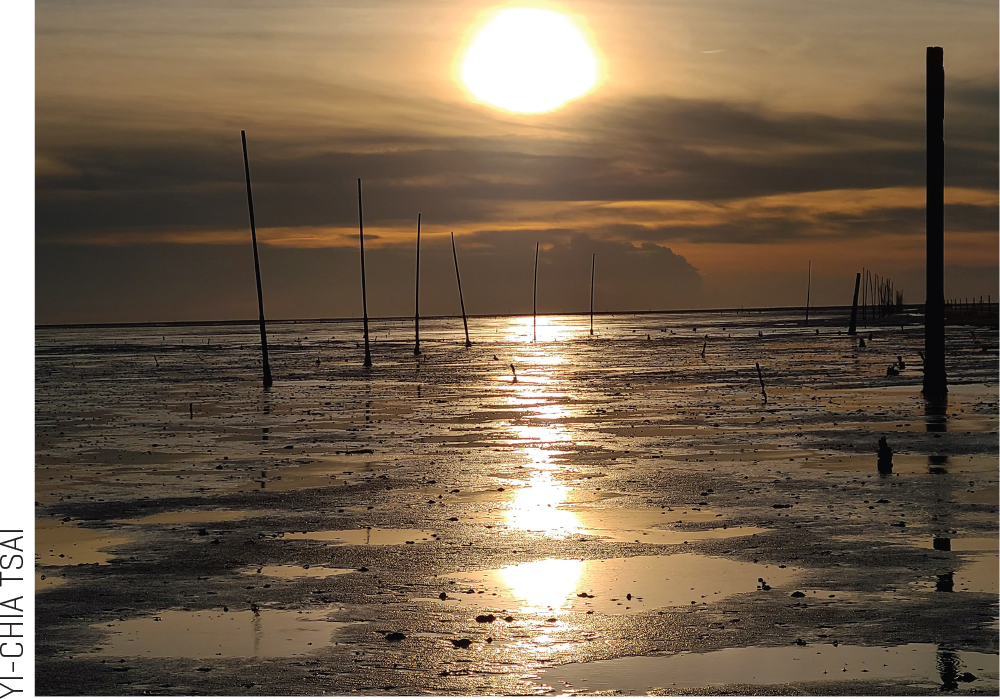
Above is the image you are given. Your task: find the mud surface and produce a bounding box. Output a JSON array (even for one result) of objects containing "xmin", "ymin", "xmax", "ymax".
[{"xmin": 36, "ymin": 310, "xmax": 999, "ymax": 694}]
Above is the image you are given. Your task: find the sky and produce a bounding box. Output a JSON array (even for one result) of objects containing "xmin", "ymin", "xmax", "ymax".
[{"xmin": 35, "ymin": 0, "xmax": 998, "ymax": 324}]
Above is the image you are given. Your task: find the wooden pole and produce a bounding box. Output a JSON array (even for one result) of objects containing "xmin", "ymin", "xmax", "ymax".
[
  {"xmin": 240, "ymin": 131, "xmax": 273, "ymax": 388},
  {"xmin": 848, "ymin": 272, "xmax": 861, "ymax": 335},
  {"xmin": 414, "ymin": 213, "xmax": 421, "ymax": 356},
  {"xmin": 533, "ymin": 241, "xmax": 539, "ymax": 343},
  {"xmin": 589, "ymin": 253, "xmax": 595, "ymax": 336},
  {"xmin": 755, "ymin": 362, "xmax": 767, "ymax": 403},
  {"xmin": 805, "ymin": 260, "xmax": 812, "ymax": 326},
  {"xmin": 358, "ymin": 178, "xmax": 372, "ymax": 367},
  {"xmin": 867, "ymin": 271, "xmax": 872, "ymax": 323},
  {"xmin": 924, "ymin": 46, "xmax": 947, "ymax": 399},
  {"xmin": 861, "ymin": 267, "xmax": 866, "ymax": 324},
  {"xmin": 451, "ymin": 232, "xmax": 472, "ymax": 347}
]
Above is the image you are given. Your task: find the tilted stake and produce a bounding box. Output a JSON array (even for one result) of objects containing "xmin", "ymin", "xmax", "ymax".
[{"xmin": 240, "ymin": 130, "xmax": 273, "ymax": 388}]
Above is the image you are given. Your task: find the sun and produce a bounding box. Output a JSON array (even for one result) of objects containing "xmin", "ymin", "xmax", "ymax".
[{"xmin": 461, "ymin": 8, "xmax": 598, "ymax": 114}]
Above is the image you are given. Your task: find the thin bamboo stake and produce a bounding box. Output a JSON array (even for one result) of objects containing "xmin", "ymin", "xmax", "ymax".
[
  {"xmin": 414, "ymin": 213, "xmax": 421, "ymax": 356},
  {"xmin": 533, "ymin": 241, "xmax": 539, "ymax": 343},
  {"xmin": 358, "ymin": 178, "xmax": 372, "ymax": 367},
  {"xmin": 240, "ymin": 130, "xmax": 273, "ymax": 388},
  {"xmin": 451, "ymin": 232, "xmax": 472, "ymax": 347},
  {"xmin": 805, "ymin": 260, "xmax": 811, "ymax": 326},
  {"xmin": 589, "ymin": 253, "xmax": 595, "ymax": 336}
]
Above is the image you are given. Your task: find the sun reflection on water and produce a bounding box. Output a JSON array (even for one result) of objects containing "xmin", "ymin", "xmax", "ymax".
[
  {"xmin": 506, "ymin": 470, "xmax": 582, "ymax": 536},
  {"xmin": 498, "ymin": 558, "xmax": 584, "ymax": 612},
  {"xmin": 505, "ymin": 315, "xmax": 581, "ymax": 343},
  {"xmin": 500, "ymin": 317, "xmax": 586, "ymax": 540}
]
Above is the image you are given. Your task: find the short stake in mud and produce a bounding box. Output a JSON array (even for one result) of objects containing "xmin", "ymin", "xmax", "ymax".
[{"xmin": 756, "ymin": 362, "xmax": 767, "ymax": 403}]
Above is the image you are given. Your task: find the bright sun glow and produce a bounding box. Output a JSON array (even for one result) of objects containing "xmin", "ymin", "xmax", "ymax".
[{"xmin": 461, "ymin": 8, "xmax": 598, "ymax": 113}]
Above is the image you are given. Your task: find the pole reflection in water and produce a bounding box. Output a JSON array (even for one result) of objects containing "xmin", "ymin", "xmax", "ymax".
[{"xmin": 928, "ymin": 454, "xmax": 949, "ymax": 474}]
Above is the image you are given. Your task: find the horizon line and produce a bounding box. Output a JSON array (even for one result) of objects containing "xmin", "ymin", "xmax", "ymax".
[{"xmin": 36, "ymin": 303, "xmax": 918, "ymax": 330}]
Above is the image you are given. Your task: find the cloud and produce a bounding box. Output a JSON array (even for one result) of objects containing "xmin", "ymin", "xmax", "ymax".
[
  {"xmin": 37, "ymin": 85, "xmax": 997, "ymax": 248},
  {"xmin": 36, "ymin": 232, "xmax": 703, "ymax": 324}
]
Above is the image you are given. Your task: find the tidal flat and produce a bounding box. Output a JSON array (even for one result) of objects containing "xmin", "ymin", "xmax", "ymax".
[{"xmin": 35, "ymin": 310, "xmax": 998, "ymax": 694}]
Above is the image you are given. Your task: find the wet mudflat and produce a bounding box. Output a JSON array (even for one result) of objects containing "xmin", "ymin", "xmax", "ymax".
[{"xmin": 35, "ymin": 310, "xmax": 998, "ymax": 695}]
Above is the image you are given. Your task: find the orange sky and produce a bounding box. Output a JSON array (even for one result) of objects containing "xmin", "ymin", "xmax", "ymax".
[{"xmin": 35, "ymin": 0, "xmax": 998, "ymax": 322}]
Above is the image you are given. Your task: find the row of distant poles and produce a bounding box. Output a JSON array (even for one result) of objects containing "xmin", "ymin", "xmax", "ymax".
[
  {"xmin": 240, "ymin": 131, "xmax": 598, "ymax": 385},
  {"xmin": 238, "ymin": 47, "xmax": 948, "ymax": 396}
]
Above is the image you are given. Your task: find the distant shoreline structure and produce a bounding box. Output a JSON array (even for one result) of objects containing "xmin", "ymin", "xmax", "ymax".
[{"xmin": 38, "ymin": 304, "xmax": 900, "ymax": 330}]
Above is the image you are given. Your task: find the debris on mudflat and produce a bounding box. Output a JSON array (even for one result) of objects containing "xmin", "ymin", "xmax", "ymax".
[
  {"xmin": 877, "ymin": 436, "xmax": 893, "ymax": 474},
  {"xmin": 475, "ymin": 614, "xmax": 496, "ymax": 623},
  {"xmin": 385, "ymin": 632, "xmax": 406, "ymax": 642},
  {"xmin": 450, "ymin": 638, "xmax": 472, "ymax": 649},
  {"xmin": 545, "ymin": 617, "xmax": 558, "ymax": 623},
  {"xmin": 795, "ymin": 638, "xmax": 807, "ymax": 646},
  {"xmin": 576, "ymin": 592, "xmax": 594, "ymax": 598},
  {"xmin": 886, "ymin": 365, "xmax": 899, "ymax": 376},
  {"xmin": 439, "ymin": 592, "xmax": 448, "ymax": 600},
  {"xmin": 503, "ymin": 616, "xmax": 514, "ymax": 622},
  {"xmin": 790, "ymin": 591, "xmax": 806, "ymax": 598}
]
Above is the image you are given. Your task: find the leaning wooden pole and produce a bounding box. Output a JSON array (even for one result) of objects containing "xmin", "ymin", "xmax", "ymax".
[
  {"xmin": 805, "ymin": 259, "xmax": 812, "ymax": 326},
  {"xmin": 240, "ymin": 131, "xmax": 273, "ymax": 388},
  {"xmin": 358, "ymin": 178, "xmax": 372, "ymax": 367},
  {"xmin": 414, "ymin": 213, "xmax": 421, "ymax": 356},
  {"xmin": 589, "ymin": 253, "xmax": 596, "ymax": 336},
  {"xmin": 924, "ymin": 46, "xmax": 947, "ymax": 399},
  {"xmin": 848, "ymin": 272, "xmax": 861, "ymax": 335},
  {"xmin": 533, "ymin": 241, "xmax": 539, "ymax": 342},
  {"xmin": 451, "ymin": 232, "xmax": 472, "ymax": 347}
]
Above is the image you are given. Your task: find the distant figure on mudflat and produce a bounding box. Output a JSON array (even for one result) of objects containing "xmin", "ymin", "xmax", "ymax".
[{"xmin": 897, "ymin": 355, "xmax": 905, "ymax": 370}]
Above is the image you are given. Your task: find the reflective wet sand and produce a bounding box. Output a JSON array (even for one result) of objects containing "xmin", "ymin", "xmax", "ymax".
[
  {"xmin": 35, "ymin": 312, "xmax": 998, "ymax": 695},
  {"xmin": 537, "ymin": 643, "xmax": 999, "ymax": 692}
]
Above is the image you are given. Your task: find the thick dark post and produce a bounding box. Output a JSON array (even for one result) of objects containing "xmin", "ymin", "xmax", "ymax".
[
  {"xmin": 861, "ymin": 267, "xmax": 867, "ymax": 324},
  {"xmin": 358, "ymin": 178, "xmax": 372, "ymax": 367},
  {"xmin": 848, "ymin": 272, "xmax": 861, "ymax": 335},
  {"xmin": 414, "ymin": 213, "xmax": 421, "ymax": 356},
  {"xmin": 924, "ymin": 46, "xmax": 947, "ymax": 399},
  {"xmin": 805, "ymin": 260, "xmax": 812, "ymax": 326},
  {"xmin": 589, "ymin": 253, "xmax": 595, "ymax": 336},
  {"xmin": 533, "ymin": 241, "xmax": 539, "ymax": 342},
  {"xmin": 451, "ymin": 232, "xmax": 472, "ymax": 347},
  {"xmin": 240, "ymin": 131, "xmax": 273, "ymax": 388}
]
